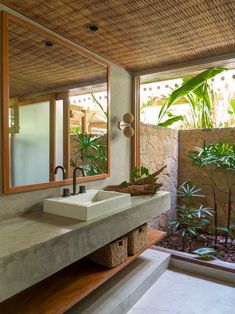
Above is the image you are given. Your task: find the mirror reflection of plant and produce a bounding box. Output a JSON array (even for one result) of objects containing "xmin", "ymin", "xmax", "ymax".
[
  {"xmin": 82, "ymin": 165, "xmax": 98, "ymax": 176},
  {"xmin": 70, "ymin": 126, "xmax": 82, "ymax": 135},
  {"xmin": 170, "ymin": 181, "xmax": 214, "ymax": 252},
  {"xmin": 91, "ymin": 93, "xmax": 108, "ymax": 118},
  {"xmin": 70, "ymin": 133, "xmax": 107, "ymax": 175}
]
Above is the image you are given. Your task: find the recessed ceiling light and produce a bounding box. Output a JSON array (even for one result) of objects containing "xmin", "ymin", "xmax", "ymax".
[
  {"xmin": 88, "ymin": 24, "xmax": 99, "ymax": 32},
  {"xmin": 43, "ymin": 40, "xmax": 54, "ymax": 47}
]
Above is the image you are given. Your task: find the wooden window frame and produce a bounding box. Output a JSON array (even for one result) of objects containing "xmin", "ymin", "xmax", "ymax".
[{"xmin": 132, "ymin": 54, "xmax": 235, "ymax": 169}]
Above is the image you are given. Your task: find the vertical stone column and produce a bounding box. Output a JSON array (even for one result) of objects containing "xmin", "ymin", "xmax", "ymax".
[{"xmin": 140, "ymin": 123, "xmax": 178, "ymax": 228}]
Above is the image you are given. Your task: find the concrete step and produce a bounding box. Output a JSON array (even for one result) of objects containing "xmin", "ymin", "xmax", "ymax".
[
  {"xmin": 170, "ymin": 256, "xmax": 235, "ymax": 285},
  {"xmin": 127, "ymin": 269, "xmax": 235, "ymax": 314},
  {"xmin": 66, "ymin": 249, "xmax": 170, "ymax": 314}
]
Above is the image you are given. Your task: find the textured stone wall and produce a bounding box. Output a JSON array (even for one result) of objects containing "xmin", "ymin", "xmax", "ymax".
[
  {"xmin": 140, "ymin": 123, "xmax": 178, "ymax": 227},
  {"xmin": 178, "ymin": 128, "xmax": 235, "ymax": 226},
  {"xmin": 140, "ymin": 124, "xmax": 235, "ymax": 228}
]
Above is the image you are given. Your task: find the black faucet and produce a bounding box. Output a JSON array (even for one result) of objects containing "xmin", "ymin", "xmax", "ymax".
[
  {"xmin": 73, "ymin": 166, "xmax": 86, "ymax": 195},
  {"xmin": 54, "ymin": 166, "xmax": 66, "ymax": 180}
]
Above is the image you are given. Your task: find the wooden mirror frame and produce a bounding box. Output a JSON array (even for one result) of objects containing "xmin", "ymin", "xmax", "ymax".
[{"xmin": 1, "ymin": 12, "xmax": 110, "ymax": 194}]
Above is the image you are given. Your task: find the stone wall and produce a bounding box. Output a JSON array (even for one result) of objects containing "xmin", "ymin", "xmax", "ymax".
[
  {"xmin": 178, "ymin": 128, "xmax": 235, "ymax": 226},
  {"xmin": 140, "ymin": 123, "xmax": 178, "ymax": 227},
  {"xmin": 140, "ymin": 124, "xmax": 235, "ymax": 227}
]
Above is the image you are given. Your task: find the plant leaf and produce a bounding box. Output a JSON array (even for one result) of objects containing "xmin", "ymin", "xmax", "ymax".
[
  {"xmin": 193, "ymin": 247, "xmax": 216, "ymax": 255},
  {"xmin": 158, "ymin": 115, "xmax": 184, "ymax": 127},
  {"xmin": 91, "ymin": 93, "xmax": 108, "ymax": 117},
  {"xmin": 229, "ymin": 99, "xmax": 235, "ymax": 114},
  {"xmin": 216, "ymin": 226, "xmax": 229, "ymax": 233},
  {"xmin": 140, "ymin": 166, "xmax": 149, "ymax": 176},
  {"xmin": 131, "ymin": 167, "xmax": 139, "ymax": 180},
  {"xmin": 166, "ymin": 68, "xmax": 226, "ymax": 110},
  {"xmin": 119, "ymin": 181, "xmax": 128, "ymax": 188},
  {"xmin": 157, "ymin": 67, "xmax": 226, "ymax": 125}
]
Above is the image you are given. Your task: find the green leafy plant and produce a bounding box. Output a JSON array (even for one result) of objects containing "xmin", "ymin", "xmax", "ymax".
[
  {"xmin": 170, "ymin": 181, "xmax": 214, "ymax": 251},
  {"xmin": 91, "ymin": 93, "xmax": 108, "ymax": 118},
  {"xmin": 216, "ymin": 216, "xmax": 235, "ymax": 246},
  {"xmin": 70, "ymin": 134, "xmax": 107, "ymax": 175},
  {"xmin": 110, "ymin": 165, "xmax": 166, "ymax": 196},
  {"xmin": 193, "ymin": 247, "xmax": 217, "ymax": 260},
  {"xmin": 188, "ymin": 142, "xmax": 219, "ymax": 242},
  {"xmin": 177, "ymin": 180, "xmax": 203, "ymax": 202},
  {"xmin": 189, "ymin": 141, "xmax": 235, "ymax": 245},
  {"xmin": 130, "ymin": 166, "xmax": 150, "ymax": 181},
  {"xmin": 71, "ymin": 126, "xmax": 82, "ymax": 135},
  {"xmin": 229, "ymin": 99, "xmax": 235, "ymax": 115},
  {"xmin": 130, "ymin": 166, "xmax": 163, "ymax": 195},
  {"xmin": 157, "ymin": 67, "xmax": 227, "ymax": 128}
]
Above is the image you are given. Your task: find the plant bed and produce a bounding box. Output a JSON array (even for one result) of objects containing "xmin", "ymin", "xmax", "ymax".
[
  {"xmin": 157, "ymin": 232, "xmax": 235, "ymax": 263},
  {"xmin": 153, "ymin": 246, "xmax": 235, "ymax": 279},
  {"xmin": 162, "ymin": 169, "xmax": 235, "ymax": 265}
]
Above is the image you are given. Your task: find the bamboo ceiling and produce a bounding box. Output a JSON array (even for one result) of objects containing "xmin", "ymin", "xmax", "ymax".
[
  {"xmin": 9, "ymin": 20, "xmax": 107, "ymax": 98},
  {"xmin": 1, "ymin": 0, "xmax": 235, "ymax": 72}
]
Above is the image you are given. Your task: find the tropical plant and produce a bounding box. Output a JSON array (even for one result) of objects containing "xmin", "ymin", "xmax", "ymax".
[
  {"xmin": 229, "ymin": 98, "xmax": 235, "ymax": 117},
  {"xmin": 170, "ymin": 181, "xmax": 214, "ymax": 251},
  {"xmin": 193, "ymin": 247, "xmax": 217, "ymax": 260},
  {"xmin": 91, "ymin": 93, "xmax": 108, "ymax": 118},
  {"xmin": 216, "ymin": 214, "xmax": 235, "ymax": 246},
  {"xmin": 156, "ymin": 67, "xmax": 227, "ymax": 128},
  {"xmin": 70, "ymin": 133, "xmax": 107, "ymax": 175},
  {"xmin": 188, "ymin": 141, "xmax": 235, "ymax": 245},
  {"xmin": 71, "ymin": 126, "xmax": 82, "ymax": 135},
  {"xmin": 188, "ymin": 142, "xmax": 219, "ymax": 242}
]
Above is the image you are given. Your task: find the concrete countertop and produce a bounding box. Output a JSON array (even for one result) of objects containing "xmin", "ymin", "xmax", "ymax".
[{"xmin": 0, "ymin": 191, "xmax": 170, "ymax": 302}]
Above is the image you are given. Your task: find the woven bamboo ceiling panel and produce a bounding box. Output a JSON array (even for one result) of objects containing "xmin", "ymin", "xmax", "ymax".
[
  {"xmin": 2, "ymin": 0, "xmax": 235, "ymax": 72},
  {"xmin": 9, "ymin": 20, "xmax": 107, "ymax": 98}
]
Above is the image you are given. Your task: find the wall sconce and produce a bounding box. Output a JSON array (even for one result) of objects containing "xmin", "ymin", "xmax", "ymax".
[{"xmin": 118, "ymin": 113, "xmax": 134, "ymax": 137}]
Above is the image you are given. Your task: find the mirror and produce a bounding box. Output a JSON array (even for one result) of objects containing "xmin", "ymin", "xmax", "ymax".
[{"xmin": 2, "ymin": 13, "xmax": 110, "ymax": 193}]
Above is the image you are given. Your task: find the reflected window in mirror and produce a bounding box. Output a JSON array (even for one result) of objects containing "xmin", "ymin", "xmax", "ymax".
[
  {"xmin": 10, "ymin": 98, "xmax": 50, "ymax": 186},
  {"xmin": 69, "ymin": 84, "xmax": 108, "ymax": 178}
]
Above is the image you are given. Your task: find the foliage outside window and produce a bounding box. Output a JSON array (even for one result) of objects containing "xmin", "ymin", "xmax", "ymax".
[{"xmin": 140, "ymin": 67, "xmax": 235, "ymax": 129}]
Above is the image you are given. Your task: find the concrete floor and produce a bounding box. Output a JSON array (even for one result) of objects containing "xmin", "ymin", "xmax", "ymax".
[{"xmin": 128, "ymin": 269, "xmax": 235, "ymax": 314}]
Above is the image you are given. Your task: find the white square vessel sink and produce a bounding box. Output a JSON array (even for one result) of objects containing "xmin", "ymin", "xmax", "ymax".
[{"xmin": 43, "ymin": 190, "xmax": 131, "ymax": 221}]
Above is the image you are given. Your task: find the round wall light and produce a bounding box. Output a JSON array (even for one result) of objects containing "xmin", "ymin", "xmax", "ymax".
[{"xmin": 118, "ymin": 113, "xmax": 134, "ymax": 138}]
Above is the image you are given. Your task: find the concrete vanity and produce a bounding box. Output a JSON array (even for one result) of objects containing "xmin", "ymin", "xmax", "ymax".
[{"xmin": 0, "ymin": 191, "xmax": 170, "ymax": 302}]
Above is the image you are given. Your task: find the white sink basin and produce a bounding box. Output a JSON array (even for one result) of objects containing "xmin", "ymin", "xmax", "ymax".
[{"xmin": 43, "ymin": 190, "xmax": 131, "ymax": 221}]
